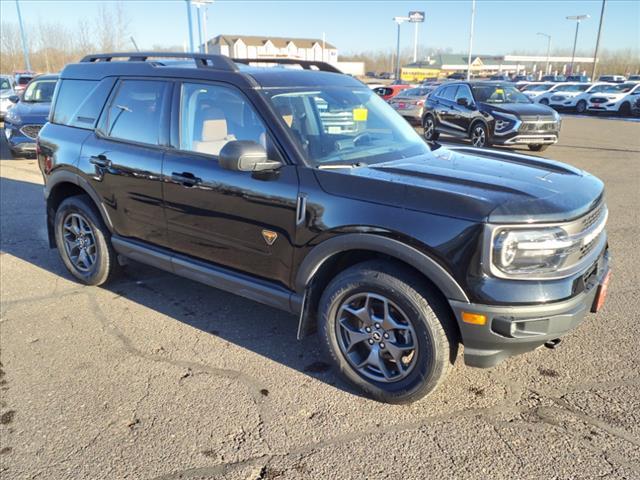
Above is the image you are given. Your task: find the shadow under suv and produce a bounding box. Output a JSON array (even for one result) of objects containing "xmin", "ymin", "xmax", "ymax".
[
  {"xmin": 422, "ymin": 81, "xmax": 561, "ymax": 152},
  {"xmin": 38, "ymin": 53, "xmax": 610, "ymax": 404}
]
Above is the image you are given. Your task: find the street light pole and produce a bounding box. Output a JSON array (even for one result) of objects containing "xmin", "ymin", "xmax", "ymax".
[
  {"xmin": 466, "ymin": 0, "xmax": 476, "ymax": 81},
  {"xmin": 15, "ymin": 0, "xmax": 31, "ymax": 71},
  {"xmin": 537, "ymin": 32, "xmax": 552, "ymax": 74},
  {"xmin": 566, "ymin": 14, "xmax": 590, "ymax": 75},
  {"xmin": 413, "ymin": 22, "xmax": 418, "ymax": 63},
  {"xmin": 591, "ymin": 0, "xmax": 607, "ymax": 80},
  {"xmin": 193, "ymin": 1, "xmax": 213, "ymax": 54},
  {"xmin": 392, "ymin": 17, "xmax": 408, "ymax": 81},
  {"xmin": 185, "ymin": 0, "xmax": 194, "ymax": 52}
]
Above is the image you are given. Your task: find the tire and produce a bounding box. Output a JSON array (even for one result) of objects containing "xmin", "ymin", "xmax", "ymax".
[
  {"xmin": 422, "ymin": 114, "xmax": 439, "ymax": 141},
  {"xmin": 528, "ymin": 144, "xmax": 549, "ymax": 152},
  {"xmin": 318, "ymin": 260, "xmax": 456, "ymax": 404},
  {"xmin": 469, "ymin": 122, "xmax": 490, "ymax": 148},
  {"xmin": 539, "ymin": 98, "xmax": 549, "ymax": 105},
  {"xmin": 54, "ymin": 195, "xmax": 119, "ymax": 286},
  {"xmin": 618, "ymin": 102, "xmax": 631, "ymax": 117},
  {"xmin": 576, "ymin": 100, "xmax": 587, "ymax": 113}
]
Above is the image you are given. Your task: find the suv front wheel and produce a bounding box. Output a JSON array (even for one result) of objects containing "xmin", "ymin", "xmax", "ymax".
[
  {"xmin": 422, "ymin": 114, "xmax": 440, "ymax": 141},
  {"xmin": 470, "ymin": 122, "xmax": 490, "ymax": 148},
  {"xmin": 54, "ymin": 195, "xmax": 119, "ymax": 286},
  {"xmin": 319, "ymin": 260, "xmax": 456, "ymax": 404}
]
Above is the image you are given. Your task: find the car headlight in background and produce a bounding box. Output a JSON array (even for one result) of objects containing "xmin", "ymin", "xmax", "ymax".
[
  {"xmin": 493, "ymin": 112, "xmax": 520, "ymax": 135},
  {"xmin": 493, "ymin": 227, "xmax": 572, "ymax": 275}
]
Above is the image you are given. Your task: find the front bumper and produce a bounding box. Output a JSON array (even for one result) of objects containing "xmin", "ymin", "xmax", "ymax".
[
  {"xmin": 4, "ymin": 123, "xmax": 37, "ymax": 153},
  {"xmin": 449, "ymin": 249, "xmax": 609, "ymax": 368},
  {"xmin": 496, "ymin": 133, "xmax": 558, "ymax": 145}
]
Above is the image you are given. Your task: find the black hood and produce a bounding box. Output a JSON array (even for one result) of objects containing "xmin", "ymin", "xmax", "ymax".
[
  {"xmin": 314, "ymin": 146, "xmax": 604, "ymax": 224},
  {"xmin": 481, "ymin": 102, "xmax": 558, "ymax": 118}
]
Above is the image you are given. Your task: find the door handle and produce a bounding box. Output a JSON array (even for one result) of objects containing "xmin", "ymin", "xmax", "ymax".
[
  {"xmin": 90, "ymin": 154, "xmax": 111, "ymax": 168},
  {"xmin": 171, "ymin": 172, "xmax": 201, "ymax": 187}
]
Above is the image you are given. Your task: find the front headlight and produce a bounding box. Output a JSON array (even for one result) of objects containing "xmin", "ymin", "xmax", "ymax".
[
  {"xmin": 492, "ymin": 227, "xmax": 573, "ymax": 276},
  {"xmin": 493, "ymin": 112, "xmax": 519, "ymax": 134}
]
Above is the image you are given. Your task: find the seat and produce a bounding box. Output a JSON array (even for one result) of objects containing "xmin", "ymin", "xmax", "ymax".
[{"xmin": 192, "ymin": 108, "xmax": 236, "ymax": 156}]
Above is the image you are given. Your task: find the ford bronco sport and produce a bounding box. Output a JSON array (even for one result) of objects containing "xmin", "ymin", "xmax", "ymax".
[{"xmin": 38, "ymin": 53, "xmax": 610, "ymax": 404}]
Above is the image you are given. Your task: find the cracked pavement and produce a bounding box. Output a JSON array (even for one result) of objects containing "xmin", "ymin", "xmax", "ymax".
[{"xmin": 1, "ymin": 116, "xmax": 639, "ymax": 479}]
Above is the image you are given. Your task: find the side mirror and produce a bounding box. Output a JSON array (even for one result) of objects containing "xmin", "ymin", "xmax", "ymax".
[
  {"xmin": 219, "ymin": 140, "xmax": 282, "ymax": 172},
  {"xmin": 8, "ymin": 95, "xmax": 20, "ymax": 104},
  {"xmin": 456, "ymin": 97, "xmax": 469, "ymax": 107}
]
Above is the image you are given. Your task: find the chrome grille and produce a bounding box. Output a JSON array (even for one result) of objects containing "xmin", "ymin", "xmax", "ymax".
[
  {"xmin": 20, "ymin": 124, "xmax": 42, "ymax": 140},
  {"xmin": 590, "ymin": 97, "xmax": 606, "ymax": 103},
  {"xmin": 519, "ymin": 121, "xmax": 558, "ymax": 132}
]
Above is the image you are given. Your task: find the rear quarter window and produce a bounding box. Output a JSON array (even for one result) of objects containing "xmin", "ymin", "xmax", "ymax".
[{"xmin": 52, "ymin": 78, "xmax": 115, "ymax": 129}]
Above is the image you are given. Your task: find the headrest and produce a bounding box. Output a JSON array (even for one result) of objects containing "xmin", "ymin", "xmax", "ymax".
[{"xmin": 200, "ymin": 108, "xmax": 228, "ymax": 141}]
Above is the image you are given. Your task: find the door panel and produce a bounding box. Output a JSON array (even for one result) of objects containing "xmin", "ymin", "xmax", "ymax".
[{"xmin": 163, "ymin": 81, "xmax": 299, "ymax": 286}]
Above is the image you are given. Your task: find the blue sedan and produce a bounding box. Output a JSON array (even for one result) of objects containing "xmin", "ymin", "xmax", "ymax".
[{"xmin": 4, "ymin": 74, "xmax": 58, "ymax": 157}]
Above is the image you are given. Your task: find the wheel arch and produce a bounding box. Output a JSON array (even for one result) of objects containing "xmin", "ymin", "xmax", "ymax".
[
  {"xmin": 295, "ymin": 234, "xmax": 468, "ymax": 339},
  {"xmin": 45, "ymin": 171, "xmax": 113, "ymax": 247}
]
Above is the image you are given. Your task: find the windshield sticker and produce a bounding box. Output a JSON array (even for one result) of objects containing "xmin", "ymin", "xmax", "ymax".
[{"xmin": 352, "ymin": 108, "xmax": 368, "ymax": 122}]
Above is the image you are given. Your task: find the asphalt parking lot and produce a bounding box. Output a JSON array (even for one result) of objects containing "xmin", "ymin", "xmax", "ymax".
[{"xmin": 1, "ymin": 116, "xmax": 639, "ymax": 480}]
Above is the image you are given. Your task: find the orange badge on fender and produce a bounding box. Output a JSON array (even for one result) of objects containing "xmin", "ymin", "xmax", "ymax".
[{"xmin": 262, "ymin": 230, "xmax": 278, "ymax": 246}]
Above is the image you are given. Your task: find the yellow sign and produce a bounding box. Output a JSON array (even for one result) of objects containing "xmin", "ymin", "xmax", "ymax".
[
  {"xmin": 352, "ymin": 108, "xmax": 368, "ymax": 122},
  {"xmin": 400, "ymin": 67, "xmax": 442, "ymax": 82}
]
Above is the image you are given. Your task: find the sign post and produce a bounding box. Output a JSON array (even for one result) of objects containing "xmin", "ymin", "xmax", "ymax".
[{"xmin": 408, "ymin": 11, "xmax": 425, "ymax": 63}]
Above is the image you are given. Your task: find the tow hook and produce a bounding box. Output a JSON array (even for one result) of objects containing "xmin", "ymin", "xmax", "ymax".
[{"xmin": 544, "ymin": 338, "xmax": 562, "ymax": 349}]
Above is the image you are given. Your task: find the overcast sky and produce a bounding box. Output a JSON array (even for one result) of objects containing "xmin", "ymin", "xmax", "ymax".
[{"xmin": 2, "ymin": 0, "xmax": 638, "ymax": 56}]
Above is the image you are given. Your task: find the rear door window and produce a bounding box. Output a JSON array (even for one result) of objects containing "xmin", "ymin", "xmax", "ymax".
[
  {"xmin": 102, "ymin": 80, "xmax": 170, "ymax": 145},
  {"xmin": 52, "ymin": 79, "xmax": 115, "ymax": 128}
]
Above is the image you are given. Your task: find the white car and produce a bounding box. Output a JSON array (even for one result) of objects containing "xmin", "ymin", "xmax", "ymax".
[
  {"xmin": 521, "ymin": 83, "xmax": 563, "ymax": 104},
  {"xmin": 587, "ymin": 82, "xmax": 640, "ymax": 115},
  {"xmin": 548, "ymin": 83, "xmax": 612, "ymax": 113}
]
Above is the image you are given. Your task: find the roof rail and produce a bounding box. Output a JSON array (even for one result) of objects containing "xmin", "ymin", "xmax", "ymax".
[
  {"xmin": 80, "ymin": 52, "xmax": 239, "ymax": 72},
  {"xmin": 232, "ymin": 57, "xmax": 342, "ymax": 74}
]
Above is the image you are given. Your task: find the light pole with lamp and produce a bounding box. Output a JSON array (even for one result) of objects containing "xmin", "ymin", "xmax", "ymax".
[
  {"xmin": 537, "ymin": 32, "xmax": 552, "ymax": 75},
  {"xmin": 566, "ymin": 14, "xmax": 590, "ymax": 75},
  {"xmin": 193, "ymin": 0, "xmax": 214, "ymax": 53}
]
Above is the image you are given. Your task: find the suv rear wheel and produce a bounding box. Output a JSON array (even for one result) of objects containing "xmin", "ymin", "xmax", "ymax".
[
  {"xmin": 422, "ymin": 114, "xmax": 440, "ymax": 141},
  {"xmin": 54, "ymin": 195, "xmax": 119, "ymax": 286},
  {"xmin": 319, "ymin": 260, "xmax": 455, "ymax": 404}
]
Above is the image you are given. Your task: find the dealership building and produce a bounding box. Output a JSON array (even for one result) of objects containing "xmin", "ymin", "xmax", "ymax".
[
  {"xmin": 207, "ymin": 35, "xmax": 338, "ymax": 63},
  {"xmin": 401, "ymin": 53, "xmax": 596, "ymax": 81}
]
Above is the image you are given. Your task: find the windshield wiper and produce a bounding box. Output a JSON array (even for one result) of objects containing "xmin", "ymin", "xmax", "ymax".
[{"xmin": 317, "ymin": 161, "xmax": 368, "ymax": 170}]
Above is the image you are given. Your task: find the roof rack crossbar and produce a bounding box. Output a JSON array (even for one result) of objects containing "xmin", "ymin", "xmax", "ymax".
[
  {"xmin": 80, "ymin": 52, "xmax": 239, "ymax": 72},
  {"xmin": 232, "ymin": 57, "xmax": 342, "ymax": 73}
]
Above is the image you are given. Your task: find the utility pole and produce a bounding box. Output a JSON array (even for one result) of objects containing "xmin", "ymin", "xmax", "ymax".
[
  {"xmin": 537, "ymin": 32, "xmax": 552, "ymax": 74},
  {"xmin": 566, "ymin": 14, "xmax": 589, "ymax": 75},
  {"xmin": 15, "ymin": 0, "xmax": 31, "ymax": 71},
  {"xmin": 193, "ymin": 1, "xmax": 213, "ymax": 54},
  {"xmin": 591, "ymin": 0, "xmax": 606, "ymax": 80},
  {"xmin": 466, "ymin": 0, "xmax": 476, "ymax": 80},
  {"xmin": 196, "ymin": 4, "xmax": 203, "ymax": 52},
  {"xmin": 185, "ymin": 0, "xmax": 194, "ymax": 52}
]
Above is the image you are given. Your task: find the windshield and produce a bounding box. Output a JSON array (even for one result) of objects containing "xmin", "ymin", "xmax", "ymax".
[
  {"xmin": 524, "ymin": 83, "xmax": 554, "ymax": 92},
  {"xmin": 557, "ymin": 84, "xmax": 590, "ymax": 92},
  {"xmin": 602, "ymin": 83, "xmax": 636, "ymax": 93},
  {"xmin": 22, "ymin": 79, "xmax": 56, "ymax": 103},
  {"xmin": 0, "ymin": 78, "xmax": 11, "ymax": 90},
  {"xmin": 471, "ymin": 84, "xmax": 531, "ymax": 104},
  {"xmin": 263, "ymin": 86, "xmax": 432, "ymax": 166}
]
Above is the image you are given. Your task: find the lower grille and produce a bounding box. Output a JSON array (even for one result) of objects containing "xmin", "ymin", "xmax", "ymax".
[
  {"xmin": 519, "ymin": 121, "xmax": 558, "ymax": 132},
  {"xmin": 19, "ymin": 124, "xmax": 42, "ymax": 140}
]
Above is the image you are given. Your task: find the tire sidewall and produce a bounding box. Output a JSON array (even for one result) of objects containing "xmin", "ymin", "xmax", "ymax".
[
  {"xmin": 576, "ymin": 100, "xmax": 587, "ymax": 113},
  {"xmin": 319, "ymin": 271, "xmax": 446, "ymax": 403},
  {"xmin": 423, "ymin": 114, "xmax": 438, "ymax": 141},
  {"xmin": 470, "ymin": 122, "xmax": 488, "ymax": 147},
  {"xmin": 54, "ymin": 197, "xmax": 112, "ymax": 286}
]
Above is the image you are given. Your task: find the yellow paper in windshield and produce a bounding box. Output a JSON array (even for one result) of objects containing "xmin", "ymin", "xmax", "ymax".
[
  {"xmin": 353, "ymin": 108, "xmax": 368, "ymax": 122},
  {"xmin": 495, "ymin": 88, "xmax": 504, "ymax": 95}
]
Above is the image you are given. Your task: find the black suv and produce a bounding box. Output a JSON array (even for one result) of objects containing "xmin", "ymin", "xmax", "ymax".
[
  {"xmin": 38, "ymin": 53, "xmax": 610, "ymax": 404},
  {"xmin": 422, "ymin": 81, "xmax": 561, "ymax": 151}
]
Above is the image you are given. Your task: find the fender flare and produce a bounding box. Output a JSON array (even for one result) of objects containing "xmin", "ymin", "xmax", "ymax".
[
  {"xmin": 45, "ymin": 169, "xmax": 115, "ymax": 232},
  {"xmin": 294, "ymin": 233, "xmax": 469, "ymax": 303}
]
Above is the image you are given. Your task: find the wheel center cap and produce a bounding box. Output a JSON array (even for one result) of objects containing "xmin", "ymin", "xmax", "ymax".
[{"xmin": 371, "ymin": 331, "xmax": 382, "ymax": 342}]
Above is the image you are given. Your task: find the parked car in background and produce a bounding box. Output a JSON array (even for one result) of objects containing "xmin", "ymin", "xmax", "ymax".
[
  {"xmin": 531, "ymin": 83, "xmax": 583, "ymax": 105},
  {"xmin": 447, "ymin": 73, "xmax": 466, "ymax": 80},
  {"xmin": 541, "ymin": 75, "xmax": 566, "ymax": 82},
  {"xmin": 548, "ymin": 83, "xmax": 613, "ymax": 113},
  {"xmin": 587, "ymin": 82, "xmax": 640, "ymax": 115},
  {"xmin": 13, "ymin": 71, "xmax": 37, "ymax": 94},
  {"xmin": 389, "ymin": 85, "xmax": 438, "ymax": 123},
  {"xmin": 4, "ymin": 74, "xmax": 58, "ymax": 156},
  {"xmin": 521, "ymin": 82, "xmax": 561, "ymax": 103},
  {"xmin": 512, "ymin": 74, "xmax": 534, "ymax": 82},
  {"xmin": 489, "ymin": 74, "xmax": 510, "ymax": 81},
  {"xmin": 597, "ymin": 75, "xmax": 626, "ymax": 83},
  {"xmin": 422, "ymin": 81, "xmax": 561, "ymax": 151},
  {"xmin": 628, "ymin": 75, "xmax": 640, "ymax": 82},
  {"xmin": 373, "ymin": 84, "xmax": 411, "ymax": 101},
  {"xmin": 566, "ymin": 75, "xmax": 591, "ymax": 82},
  {"xmin": 0, "ymin": 74, "xmax": 17, "ymax": 120}
]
